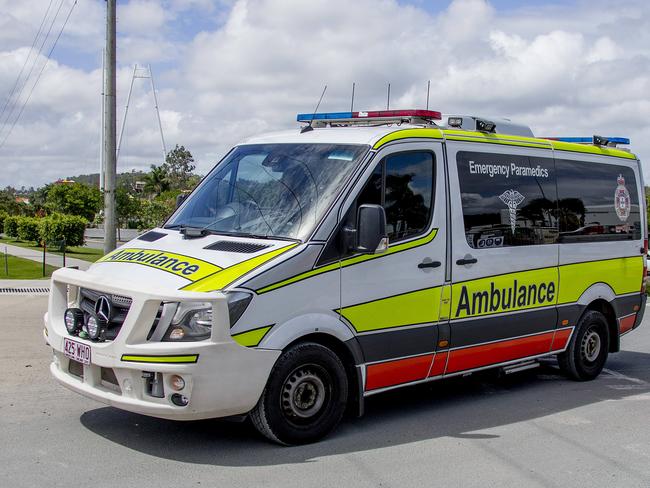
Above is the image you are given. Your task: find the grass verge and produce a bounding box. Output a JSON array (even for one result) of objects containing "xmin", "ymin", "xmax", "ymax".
[
  {"xmin": 0, "ymin": 254, "xmax": 57, "ymax": 279},
  {"xmin": 0, "ymin": 237, "xmax": 104, "ymax": 263}
]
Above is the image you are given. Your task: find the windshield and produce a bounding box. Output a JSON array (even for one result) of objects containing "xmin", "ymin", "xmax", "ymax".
[{"xmin": 165, "ymin": 143, "xmax": 369, "ymax": 241}]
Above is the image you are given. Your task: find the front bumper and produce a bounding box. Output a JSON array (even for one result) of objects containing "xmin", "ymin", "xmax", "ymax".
[{"xmin": 46, "ymin": 267, "xmax": 280, "ymax": 421}]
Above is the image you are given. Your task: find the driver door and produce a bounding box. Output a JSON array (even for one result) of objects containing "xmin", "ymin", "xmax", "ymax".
[{"xmin": 337, "ymin": 142, "xmax": 449, "ymax": 392}]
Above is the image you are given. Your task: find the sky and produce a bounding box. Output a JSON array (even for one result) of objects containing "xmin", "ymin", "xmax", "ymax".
[{"xmin": 0, "ymin": 0, "xmax": 649, "ymax": 188}]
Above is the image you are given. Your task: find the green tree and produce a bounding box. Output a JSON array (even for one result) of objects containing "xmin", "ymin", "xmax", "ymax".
[
  {"xmin": 115, "ymin": 186, "xmax": 142, "ymax": 229},
  {"xmin": 144, "ymin": 164, "xmax": 171, "ymax": 196},
  {"xmin": 163, "ymin": 144, "xmax": 196, "ymax": 190},
  {"xmin": 0, "ymin": 189, "xmax": 23, "ymax": 215},
  {"xmin": 45, "ymin": 183, "xmax": 101, "ymax": 221}
]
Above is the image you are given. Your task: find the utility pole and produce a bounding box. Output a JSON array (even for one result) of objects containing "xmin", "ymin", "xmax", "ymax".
[
  {"xmin": 103, "ymin": 0, "xmax": 117, "ymax": 254},
  {"xmin": 99, "ymin": 48, "xmax": 105, "ymax": 191}
]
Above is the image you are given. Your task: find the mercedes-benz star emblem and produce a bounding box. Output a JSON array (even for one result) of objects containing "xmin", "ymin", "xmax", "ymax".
[{"xmin": 95, "ymin": 295, "xmax": 112, "ymax": 322}]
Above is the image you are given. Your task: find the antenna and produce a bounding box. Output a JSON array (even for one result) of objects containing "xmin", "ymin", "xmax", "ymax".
[
  {"xmin": 386, "ymin": 83, "xmax": 391, "ymax": 110},
  {"xmin": 301, "ymin": 84, "xmax": 327, "ymax": 134},
  {"xmin": 350, "ymin": 82, "xmax": 355, "ymax": 112},
  {"xmin": 426, "ymin": 80, "xmax": 430, "ymax": 110}
]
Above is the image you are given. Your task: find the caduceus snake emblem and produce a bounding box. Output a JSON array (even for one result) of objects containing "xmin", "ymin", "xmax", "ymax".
[{"xmin": 499, "ymin": 189, "xmax": 525, "ymax": 234}]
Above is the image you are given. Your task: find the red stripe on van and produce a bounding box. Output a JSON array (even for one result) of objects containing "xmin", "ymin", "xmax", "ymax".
[
  {"xmin": 619, "ymin": 314, "xmax": 636, "ymax": 335},
  {"xmin": 365, "ymin": 354, "xmax": 434, "ymax": 391},
  {"xmin": 550, "ymin": 328, "xmax": 573, "ymax": 351},
  {"xmin": 428, "ymin": 351, "xmax": 448, "ymax": 377},
  {"xmin": 446, "ymin": 331, "xmax": 555, "ymax": 374}
]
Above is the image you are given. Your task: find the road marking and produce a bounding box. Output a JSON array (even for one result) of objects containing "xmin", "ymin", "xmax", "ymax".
[{"xmin": 602, "ymin": 368, "xmax": 647, "ymax": 385}]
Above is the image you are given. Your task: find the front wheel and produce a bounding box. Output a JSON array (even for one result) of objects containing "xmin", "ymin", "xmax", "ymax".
[
  {"xmin": 250, "ymin": 342, "xmax": 348, "ymax": 445},
  {"xmin": 558, "ymin": 310, "xmax": 610, "ymax": 381}
]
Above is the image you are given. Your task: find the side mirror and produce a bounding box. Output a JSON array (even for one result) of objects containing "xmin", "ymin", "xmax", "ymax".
[
  {"xmin": 176, "ymin": 193, "xmax": 187, "ymax": 209},
  {"xmin": 356, "ymin": 204, "xmax": 388, "ymax": 254}
]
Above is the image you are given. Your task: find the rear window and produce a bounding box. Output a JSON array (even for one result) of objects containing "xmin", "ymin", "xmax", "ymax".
[{"xmin": 556, "ymin": 159, "xmax": 641, "ymax": 242}]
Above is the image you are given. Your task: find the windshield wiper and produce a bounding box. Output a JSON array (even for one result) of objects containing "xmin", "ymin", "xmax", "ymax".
[{"xmin": 214, "ymin": 230, "xmax": 300, "ymax": 242}]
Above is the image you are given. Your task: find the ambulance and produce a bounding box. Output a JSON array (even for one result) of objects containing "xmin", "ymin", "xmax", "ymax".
[{"xmin": 45, "ymin": 109, "xmax": 647, "ymax": 445}]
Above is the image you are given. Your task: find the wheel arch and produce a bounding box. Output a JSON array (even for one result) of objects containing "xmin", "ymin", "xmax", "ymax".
[
  {"xmin": 576, "ymin": 284, "xmax": 619, "ymax": 353},
  {"xmin": 259, "ymin": 313, "xmax": 365, "ymax": 417}
]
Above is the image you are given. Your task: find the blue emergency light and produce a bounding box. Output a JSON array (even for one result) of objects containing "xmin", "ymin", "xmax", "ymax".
[{"xmin": 543, "ymin": 136, "xmax": 630, "ymax": 145}]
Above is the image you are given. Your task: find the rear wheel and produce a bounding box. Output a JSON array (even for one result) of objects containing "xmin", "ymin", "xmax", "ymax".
[
  {"xmin": 250, "ymin": 342, "xmax": 348, "ymax": 445},
  {"xmin": 558, "ymin": 310, "xmax": 610, "ymax": 381}
]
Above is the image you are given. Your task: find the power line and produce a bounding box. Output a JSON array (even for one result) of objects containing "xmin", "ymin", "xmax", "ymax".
[
  {"xmin": 0, "ymin": 0, "xmax": 55, "ymax": 122},
  {"xmin": 0, "ymin": 0, "xmax": 78, "ymax": 150},
  {"xmin": 0, "ymin": 0, "xmax": 65, "ymax": 140}
]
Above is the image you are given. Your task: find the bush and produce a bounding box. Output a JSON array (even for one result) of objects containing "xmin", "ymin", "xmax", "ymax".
[
  {"xmin": 39, "ymin": 214, "xmax": 87, "ymax": 247},
  {"xmin": 17, "ymin": 217, "xmax": 40, "ymax": 243},
  {"xmin": 0, "ymin": 212, "xmax": 7, "ymax": 234},
  {"xmin": 4, "ymin": 216, "xmax": 19, "ymax": 238}
]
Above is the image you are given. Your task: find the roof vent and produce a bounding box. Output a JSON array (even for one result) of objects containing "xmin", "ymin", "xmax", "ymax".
[{"xmin": 204, "ymin": 241, "xmax": 271, "ymax": 254}]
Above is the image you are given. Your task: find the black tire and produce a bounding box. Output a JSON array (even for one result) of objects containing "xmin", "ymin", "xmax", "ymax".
[
  {"xmin": 250, "ymin": 342, "xmax": 348, "ymax": 445},
  {"xmin": 558, "ymin": 310, "xmax": 610, "ymax": 381}
]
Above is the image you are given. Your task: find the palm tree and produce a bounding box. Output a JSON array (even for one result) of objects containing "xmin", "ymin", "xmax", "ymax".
[{"xmin": 144, "ymin": 164, "xmax": 170, "ymax": 197}]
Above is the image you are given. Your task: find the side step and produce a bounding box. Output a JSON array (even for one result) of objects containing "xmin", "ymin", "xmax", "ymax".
[{"xmin": 500, "ymin": 360, "xmax": 540, "ymax": 375}]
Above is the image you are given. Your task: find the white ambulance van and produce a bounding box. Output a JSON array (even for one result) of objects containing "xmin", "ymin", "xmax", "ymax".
[{"xmin": 46, "ymin": 109, "xmax": 647, "ymax": 444}]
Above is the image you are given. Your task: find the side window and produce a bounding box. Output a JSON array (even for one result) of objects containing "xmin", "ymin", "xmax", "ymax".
[
  {"xmin": 318, "ymin": 151, "xmax": 436, "ymax": 265},
  {"xmin": 456, "ymin": 151, "xmax": 558, "ymax": 248},
  {"xmin": 556, "ymin": 160, "xmax": 641, "ymax": 242},
  {"xmin": 356, "ymin": 152, "xmax": 435, "ymax": 242}
]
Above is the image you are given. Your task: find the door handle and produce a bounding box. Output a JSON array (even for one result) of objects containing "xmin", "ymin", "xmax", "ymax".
[
  {"xmin": 418, "ymin": 260, "xmax": 441, "ymax": 269},
  {"xmin": 456, "ymin": 257, "xmax": 478, "ymax": 265}
]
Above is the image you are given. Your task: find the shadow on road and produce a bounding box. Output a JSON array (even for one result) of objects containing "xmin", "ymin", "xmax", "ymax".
[{"xmin": 80, "ymin": 351, "xmax": 650, "ymax": 466}]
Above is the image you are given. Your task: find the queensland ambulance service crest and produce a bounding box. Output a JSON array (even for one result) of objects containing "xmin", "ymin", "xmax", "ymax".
[{"xmin": 614, "ymin": 174, "xmax": 631, "ymax": 222}]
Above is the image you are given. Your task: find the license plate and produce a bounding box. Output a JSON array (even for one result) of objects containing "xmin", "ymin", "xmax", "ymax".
[{"xmin": 63, "ymin": 338, "xmax": 91, "ymax": 365}]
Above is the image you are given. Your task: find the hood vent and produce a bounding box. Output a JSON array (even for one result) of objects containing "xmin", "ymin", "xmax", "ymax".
[
  {"xmin": 138, "ymin": 231, "xmax": 167, "ymax": 242},
  {"xmin": 204, "ymin": 240, "xmax": 271, "ymax": 254}
]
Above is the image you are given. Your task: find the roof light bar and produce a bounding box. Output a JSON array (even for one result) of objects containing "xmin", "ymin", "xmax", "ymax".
[
  {"xmin": 296, "ymin": 109, "xmax": 442, "ymax": 123},
  {"xmin": 542, "ymin": 136, "xmax": 630, "ymax": 145}
]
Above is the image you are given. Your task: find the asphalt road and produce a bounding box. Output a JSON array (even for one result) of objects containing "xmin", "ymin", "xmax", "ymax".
[{"xmin": 2, "ymin": 295, "xmax": 650, "ymax": 488}]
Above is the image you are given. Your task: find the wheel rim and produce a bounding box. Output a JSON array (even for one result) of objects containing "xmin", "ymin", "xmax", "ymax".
[
  {"xmin": 581, "ymin": 328, "xmax": 601, "ymax": 363},
  {"xmin": 281, "ymin": 364, "xmax": 328, "ymax": 421}
]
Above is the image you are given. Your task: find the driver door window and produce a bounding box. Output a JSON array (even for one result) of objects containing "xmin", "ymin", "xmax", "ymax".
[{"xmin": 356, "ymin": 151, "xmax": 434, "ymax": 242}]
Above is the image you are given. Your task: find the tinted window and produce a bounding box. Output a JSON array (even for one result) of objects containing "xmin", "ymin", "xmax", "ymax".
[
  {"xmin": 356, "ymin": 152, "xmax": 434, "ymax": 242},
  {"xmin": 556, "ymin": 159, "xmax": 641, "ymax": 242},
  {"xmin": 384, "ymin": 152, "xmax": 434, "ymax": 240},
  {"xmin": 456, "ymin": 151, "xmax": 558, "ymax": 248}
]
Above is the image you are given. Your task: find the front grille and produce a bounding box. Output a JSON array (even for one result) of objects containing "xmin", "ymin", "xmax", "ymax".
[{"xmin": 79, "ymin": 288, "xmax": 133, "ymax": 341}]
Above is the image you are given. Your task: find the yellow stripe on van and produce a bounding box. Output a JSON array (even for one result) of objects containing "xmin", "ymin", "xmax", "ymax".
[
  {"xmin": 340, "ymin": 287, "xmax": 442, "ymax": 332},
  {"xmin": 373, "ymin": 128, "xmax": 638, "ymax": 160},
  {"xmin": 558, "ymin": 256, "xmax": 643, "ymax": 304},
  {"xmin": 373, "ymin": 128, "xmax": 443, "ymax": 149},
  {"xmin": 549, "ymin": 140, "xmax": 637, "ymax": 160},
  {"xmin": 232, "ymin": 325, "xmax": 273, "ymax": 347},
  {"xmin": 451, "ymin": 266, "xmax": 559, "ymax": 320},
  {"xmin": 182, "ymin": 243, "xmax": 298, "ymax": 292},
  {"xmin": 98, "ymin": 248, "xmax": 221, "ymax": 282},
  {"xmin": 257, "ymin": 228, "xmax": 438, "ymax": 294},
  {"xmin": 121, "ymin": 354, "xmax": 199, "ymax": 364}
]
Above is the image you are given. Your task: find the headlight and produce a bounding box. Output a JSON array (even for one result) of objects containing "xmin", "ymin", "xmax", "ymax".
[
  {"xmin": 86, "ymin": 315, "xmax": 105, "ymax": 340},
  {"xmin": 162, "ymin": 292, "xmax": 253, "ymax": 342},
  {"xmin": 64, "ymin": 308, "xmax": 84, "ymax": 335}
]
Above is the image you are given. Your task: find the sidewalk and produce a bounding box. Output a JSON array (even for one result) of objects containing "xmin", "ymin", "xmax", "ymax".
[{"xmin": 1, "ymin": 243, "xmax": 93, "ymax": 271}]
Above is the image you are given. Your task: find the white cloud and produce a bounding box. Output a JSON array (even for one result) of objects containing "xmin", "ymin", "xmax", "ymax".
[
  {"xmin": 1, "ymin": 0, "xmax": 650, "ymax": 188},
  {"xmin": 119, "ymin": 0, "xmax": 168, "ymax": 33}
]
